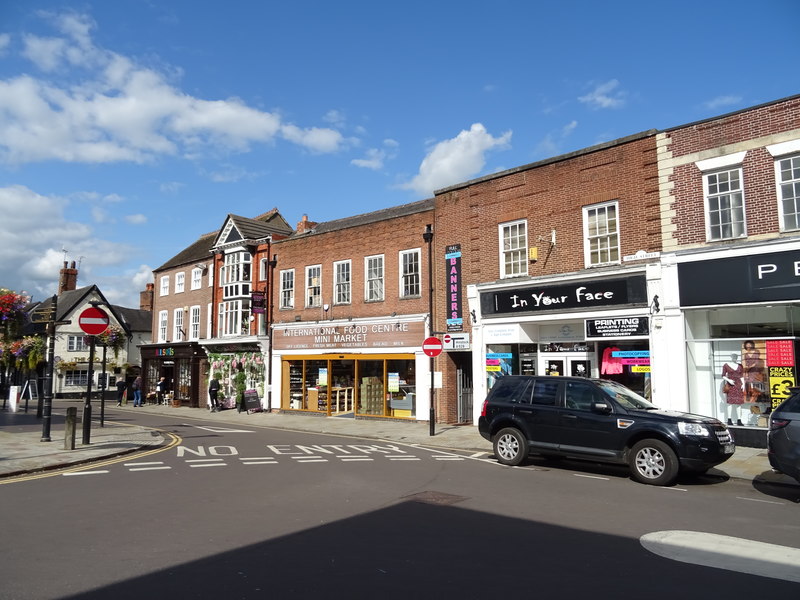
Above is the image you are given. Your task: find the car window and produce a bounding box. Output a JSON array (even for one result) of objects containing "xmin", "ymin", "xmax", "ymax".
[
  {"xmin": 531, "ymin": 379, "xmax": 559, "ymax": 406},
  {"xmin": 596, "ymin": 379, "xmax": 655, "ymax": 410},
  {"xmin": 779, "ymin": 388, "xmax": 800, "ymax": 412},
  {"xmin": 489, "ymin": 378, "xmax": 532, "ymax": 404},
  {"xmin": 565, "ymin": 381, "xmax": 600, "ymax": 411}
]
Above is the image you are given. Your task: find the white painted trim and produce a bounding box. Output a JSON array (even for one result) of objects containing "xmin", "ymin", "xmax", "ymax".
[
  {"xmin": 766, "ymin": 138, "xmax": 800, "ymax": 157},
  {"xmin": 694, "ymin": 151, "xmax": 747, "ymax": 172}
]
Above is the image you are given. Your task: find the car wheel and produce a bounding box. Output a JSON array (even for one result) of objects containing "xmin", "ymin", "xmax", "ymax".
[
  {"xmin": 493, "ymin": 427, "xmax": 528, "ymax": 466},
  {"xmin": 629, "ymin": 439, "xmax": 679, "ymax": 486}
]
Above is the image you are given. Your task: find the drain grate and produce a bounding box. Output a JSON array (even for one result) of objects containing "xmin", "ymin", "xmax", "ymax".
[{"xmin": 401, "ymin": 490, "xmax": 468, "ymax": 506}]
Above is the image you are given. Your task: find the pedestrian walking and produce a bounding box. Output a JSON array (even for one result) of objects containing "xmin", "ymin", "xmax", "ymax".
[
  {"xmin": 208, "ymin": 376, "xmax": 220, "ymax": 412},
  {"xmin": 115, "ymin": 379, "xmax": 127, "ymax": 406},
  {"xmin": 132, "ymin": 375, "xmax": 143, "ymax": 407}
]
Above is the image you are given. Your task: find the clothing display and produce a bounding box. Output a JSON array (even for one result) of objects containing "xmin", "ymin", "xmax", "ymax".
[
  {"xmin": 721, "ymin": 362, "xmax": 745, "ymax": 405},
  {"xmin": 601, "ymin": 346, "xmax": 623, "ymax": 375}
]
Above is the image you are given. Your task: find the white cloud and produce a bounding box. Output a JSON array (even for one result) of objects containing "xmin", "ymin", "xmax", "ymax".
[
  {"xmin": 159, "ymin": 181, "xmax": 184, "ymax": 194},
  {"xmin": 578, "ymin": 79, "xmax": 626, "ymax": 109},
  {"xmin": 0, "ymin": 184, "xmax": 139, "ymax": 303},
  {"xmin": 91, "ymin": 206, "xmax": 110, "ymax": 223},
  {"xmin": 323, "ymin": 109, "xmax": 346, "ymax": 128},
  {"xmin": 125, "ymin": 214, "xmax": 147, "ymax": 225},
  {"xmin": 0, "ymin": 33, "xmax": 10, "ymax": 55},
  {"xmin": 704, "ymin": 95, "xmax": 742, "ymax": 110},
  {"xmin": 351, "ymin": 148, "xmax": 386, "ymax": 170},
  {"xmin": 399, "ymin": 123, "xmax": 512, "ymax": 196},
  {"xmin": 0, "ymin": 11, "xmax": 344, "ymax": 165},
  {"xmin": 281, "ymin": 124, "xmax": 346, "ymax": 153},
  {"xmin": 562, "ymin": 120, "xmax": 578, "ymax": 136}
]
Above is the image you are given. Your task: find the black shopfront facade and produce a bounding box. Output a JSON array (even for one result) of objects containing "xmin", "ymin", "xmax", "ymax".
[{"xmin": 140, "ymin": 342, "xmax": 208, "ymax": 407}]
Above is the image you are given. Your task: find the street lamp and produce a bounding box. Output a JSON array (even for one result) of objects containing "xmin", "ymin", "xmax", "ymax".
[{"xmin": 423, "ymin": 224, "xmax": 435, "ymax": 436}]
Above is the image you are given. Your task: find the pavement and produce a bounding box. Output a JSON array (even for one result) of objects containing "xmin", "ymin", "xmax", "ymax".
[{"xmin": 1, "ymin": 398, "xmax": 798, "ymax": 488}]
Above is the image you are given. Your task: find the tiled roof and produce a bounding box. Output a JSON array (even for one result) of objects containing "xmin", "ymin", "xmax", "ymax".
[
  {"xmin": 287, "ymin": 198, "xmax": 434, "ymax": 237},
  {"xmin": 154, "ymin": 232, "xmax": 216, "ymax": 272}
]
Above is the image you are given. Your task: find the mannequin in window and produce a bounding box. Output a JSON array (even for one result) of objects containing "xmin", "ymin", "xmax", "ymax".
[
  {"xmin": 721, "ymin": 353, "xmax": 745, "ymax": 426},
  {"xmin": 742, "ymin": 340, "xmax": 766, "ymax": 405}
]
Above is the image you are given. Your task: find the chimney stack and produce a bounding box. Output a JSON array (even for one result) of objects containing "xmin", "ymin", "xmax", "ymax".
[
  {"xmin": 140, "ymin": 283, "xmax": 154, "ymax": 311},
  {"xmin": 296, "ymin": 214, "xmax": 317, "ymax": 233},
  {"xmin": 58, "ymin": 260, "xmax": 78, "ymax": 294}
]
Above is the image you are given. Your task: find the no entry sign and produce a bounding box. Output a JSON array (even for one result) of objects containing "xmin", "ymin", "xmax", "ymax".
[
  {"xmin": 422, "ymin": 336, "xmax": 443, "ymax": 357},
  {"xmin": 78, "ymin": 306, "xmax": 110, "ymax": 335}
]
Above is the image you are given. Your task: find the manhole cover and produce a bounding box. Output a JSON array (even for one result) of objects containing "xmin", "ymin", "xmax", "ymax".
[{"xmin": 401, "ymin": 490, "xmax": 467, "ymax": 505}]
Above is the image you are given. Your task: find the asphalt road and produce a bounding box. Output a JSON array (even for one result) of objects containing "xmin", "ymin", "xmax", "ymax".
[{"xmin": 1, "ymin": 410, "xmax": 798, "ymax": 599}]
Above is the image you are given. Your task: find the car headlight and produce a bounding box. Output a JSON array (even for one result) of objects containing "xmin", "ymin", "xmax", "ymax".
[{"xmin": 678, "ymin": 421, "xmax": 710, "ymax": 436}]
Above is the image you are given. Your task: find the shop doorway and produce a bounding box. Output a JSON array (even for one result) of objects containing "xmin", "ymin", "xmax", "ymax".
[{"xmin": 540, "ymin": 354, "xmax": 594, "ymax": 378}]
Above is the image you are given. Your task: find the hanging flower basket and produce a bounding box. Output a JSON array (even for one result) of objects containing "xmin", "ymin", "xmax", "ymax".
[{"xmin": 95, "ymin": 325, "xmax": 126, "ymax": 358}]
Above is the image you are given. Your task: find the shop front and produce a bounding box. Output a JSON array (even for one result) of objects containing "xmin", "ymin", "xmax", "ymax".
[
  {"xmin": 676, "ymin": 246, "xmax": 800, "ymax": 439},
  {"xmin": 473, "ymin": 272, "xmax": 653, "ymax": 423},
  {"xmin": 200, "ymin": 341, "xmax": 266, "ymax": 410},
  {"xmin": 140, "ymin": 342, "xmax": 207, "ymax": 407},
  {"xmin": 271, "ymin": 317, "xmax": 428, "ymax": 419}
]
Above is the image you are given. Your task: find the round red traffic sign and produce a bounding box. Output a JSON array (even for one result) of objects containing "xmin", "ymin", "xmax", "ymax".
[
  {"xmin": 422, "ymin": 336, "xmax": 443, "ymax": 357},
  {"xmin": 78, "ymin": 306, "xmax": 110, "ymax": 335}
]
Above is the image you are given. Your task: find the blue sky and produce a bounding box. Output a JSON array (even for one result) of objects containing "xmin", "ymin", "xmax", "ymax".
[{"xmin": 1, "ymin": 0, "xmax": 798, "ymax": 308}]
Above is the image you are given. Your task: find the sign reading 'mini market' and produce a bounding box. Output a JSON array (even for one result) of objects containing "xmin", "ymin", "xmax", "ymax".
[{"xmin": 481, "ymin": 275, "xmax": 647, "ymax": 316}]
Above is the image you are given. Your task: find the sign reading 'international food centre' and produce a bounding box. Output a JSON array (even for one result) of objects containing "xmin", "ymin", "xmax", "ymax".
[{"xmin": 273, "ymin": 320, "xmax": 425, "ymax": 351}]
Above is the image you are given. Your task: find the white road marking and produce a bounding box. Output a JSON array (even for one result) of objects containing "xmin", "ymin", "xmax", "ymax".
[
  {"xmin": 241, "ymin": 461, "xmax": 277, "ymax": 465},
  {"xmin": 63, "ymin": 471, "xmax": 109, "ymax": 476},
  {"xmin": 124, "ymin": 462, "xmax": 165, "ymax": 467},
  {"xmin": 181, "ymin": 424, "xmax": 255, "ymax": 433},
  {"xmin": 641, "ymin": 530, "xmax": 800, "ymax": 583},
  {"xmin": 129, "ymin": 466, "xmax": 172, "ymax": 471},
  {"xmin": 189, "ymin": 463, "xmax": 227, "ymax": 468},
  {"xmin": 434, "ymin": 456, "xmax": 465, "ymax": 461},
  {"xmin": 735, "ymin": 496, "xmax": 785, "ymax": 505},
  {"xmin": 573, "ymin": 474, "xmax": 609, "ymax": 480}
]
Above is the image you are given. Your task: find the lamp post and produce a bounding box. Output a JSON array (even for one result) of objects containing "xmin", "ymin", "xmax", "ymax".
[
  {"xmin": 423, "ymin": 224, "xmax": 435, "ymax": 436},
  {"xmin": 40, "ymin": 294, "xmax": 57, "ymax": 442},
  {"xmin": 266, "ymin": 253, "xmax": 277, "ymax": 413}
]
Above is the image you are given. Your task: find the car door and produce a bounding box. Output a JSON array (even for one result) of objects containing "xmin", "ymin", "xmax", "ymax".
[
  {"xmin": 515, "ymin": 377, "xmax": 563, "ymax": 452},
  {"xmin": 555, "ymin": 380, "xmax": 623, "ymax": 459}
]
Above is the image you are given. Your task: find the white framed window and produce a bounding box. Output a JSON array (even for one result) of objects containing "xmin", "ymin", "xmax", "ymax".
[
  {"xmin": 65, "ymin": 370, "xmax": 89, "ymax": 387},
  {"xmin": 500, "ymin": 220, "xmax": 528, "ymax": 278},
  {"xmin": 159, "ymin": 275, "xmax": 169, "ymax": 296},
  {"xmin": 399, "ymin": 249, "xmax": 421, "ymax": 298},
  {"xmin": 704, "ymin": 168, "xmax": 745, "ymax": 240},
  {"xmin": 777, "ymin": 154, "xmax": 800, "ymax": 231},
  {"xmin": 206, "ymin": 303, "xmax": 212, "ymax": 338},
  {"xmin": 173, "ymin": 308, "xmax": 184, "ymax": 342},
  {"xmin": 217, "ymin": 299, "xmax": 250, "ymax": 337},
  {"xmin": 191, "ymin": 268, "xmax": 202, "ymax": 290},
  {"xmin": 334, "ymin": 260, "xmax": 351, "ymax": 305},
  {"xmin": 280, "ymin": 269, "xmax": 295, "ymax": 309},
  {"xmin": 365, "ymin": 255, "xmax": 384, "ymax": 302},
  {"xmin": 221, "ymin": 251, "xmax": 252, "ymax": 299},
  {"xmin": 67, "ymin": 335, "xmax": 89, "ymax": 352},
  {"xmin": 158, "ymin": 310, "xmax": 168, "ymax": 343},
  {"xmin": 190, "ymin": 305, "xmax": 201, "ymax": 340},
  {"xmin": 306, "ymin": 265, "xmax": 322, "ymax": 308},
  {"xmin": 584, "ymin": 201, "xmax": 620, "ymax": 266},
  {"xmin": 175, "ymin": 272, "xmax": 185, "ymax": 294}
]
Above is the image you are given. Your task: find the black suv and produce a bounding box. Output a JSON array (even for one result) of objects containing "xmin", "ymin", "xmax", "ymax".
[{"xmin": 478, "ymin": 376, "xmax": 735, "ymax": 486}]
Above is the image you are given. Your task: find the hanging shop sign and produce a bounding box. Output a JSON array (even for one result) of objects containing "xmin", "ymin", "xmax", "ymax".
[
  {"xmin": 251, "ymin": 291, "xmax": 266, "ymax": 314},
  {"xmin": 445, "ymin": 244, "xmax": 463, "ymax": 332},
  {"xmin": 678, "ymin": 249, "xmax": 800, "ymax": 306},
  {"xmin": 585, "ymin": 316, "xmax": 650, "ymax": 339},
  {"xmin": 273, "ymin": 320, "xmax": 425, "ymax": 351},
  {"xmin": 481, "ymin": 275, "xmax": 647, "ymax": 316}
]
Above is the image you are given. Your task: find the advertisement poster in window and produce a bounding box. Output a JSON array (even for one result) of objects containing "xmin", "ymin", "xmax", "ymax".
[{"xmin": 766, "ymin": 340, "xmax": 796, "ymax": 410}]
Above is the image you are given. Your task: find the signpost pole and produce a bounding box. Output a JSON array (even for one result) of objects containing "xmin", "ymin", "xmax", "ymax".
[
  {"xmin": 40, "ymin": 295, "xmax": 57, "ymax": 442},
  {"xmin": 82, "ymin": 335, "xmax": 95, "ymax": 445}
]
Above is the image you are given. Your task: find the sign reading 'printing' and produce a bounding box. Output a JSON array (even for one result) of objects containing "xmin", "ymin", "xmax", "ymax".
[{"xmin": 585, "ymin": 316, "xmax": 649, "ymax": 339}]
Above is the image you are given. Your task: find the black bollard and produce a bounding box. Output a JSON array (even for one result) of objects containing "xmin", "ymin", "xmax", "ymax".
[{"xmin": 64, "ymin": 406, "xmax": 77, "ymax": 450}]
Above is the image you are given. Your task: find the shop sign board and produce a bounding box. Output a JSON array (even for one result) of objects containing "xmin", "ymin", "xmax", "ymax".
[
  {"xmin": 243, "ymin": 389, "xmax": 261, "ymax": 413},
  {"xmin": 585, "ymin": 316, "xmax": 649, "ymax": 339},
  {"xmin": 445, "ymin": 244, "xmax": 463, "ymax": 332},
  {"xmin": 481, "ymin": 275, "xmax": 647, "ymax": 316},
  {"xmin": 251, "ymin": 291, "xmax": 266, "ymax": 314},
  {"xmin": 678, "ymin": 249, "xmax": 800, "ymax": 306},
  {"xmin": 273, "ymin": 320, "xmax": 425, "ymax": 351}
]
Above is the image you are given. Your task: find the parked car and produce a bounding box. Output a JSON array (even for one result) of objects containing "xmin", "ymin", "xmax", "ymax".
[
  {"xmin": 478, "ymin": 375, "xmax": 735, "ymax": 486},
  {"xmin": 767, "ymin": 388, "xmax": 800, "ymax": 484}
]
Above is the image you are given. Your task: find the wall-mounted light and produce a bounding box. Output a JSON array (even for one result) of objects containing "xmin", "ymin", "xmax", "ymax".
[
  {"xmin": 650, "ymin": 295, "xmax": 661, "ymax": 315},
  {"xmin": 470, "ymin": 309, "xmax": 477, "ymax": 324}
]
